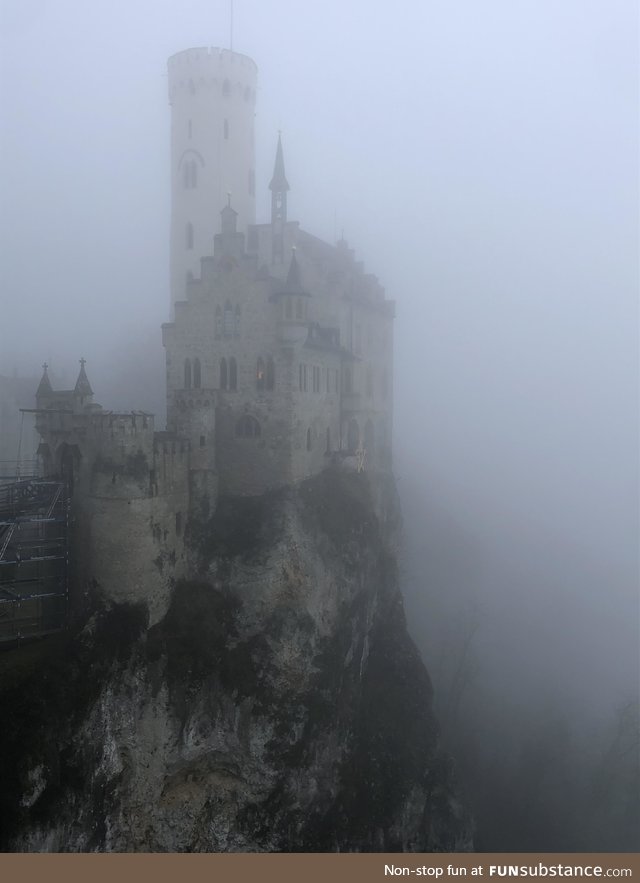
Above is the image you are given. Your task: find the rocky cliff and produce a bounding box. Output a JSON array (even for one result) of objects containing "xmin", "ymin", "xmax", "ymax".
[{"xmin": 0, "ymin": 469, "xmax": 472, "ymax": 852}]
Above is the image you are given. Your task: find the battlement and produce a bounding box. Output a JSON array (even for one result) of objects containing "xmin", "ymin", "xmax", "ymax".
[{"xmin": 167, "ymin": 47, "xmax": 257, "ymax": 103}]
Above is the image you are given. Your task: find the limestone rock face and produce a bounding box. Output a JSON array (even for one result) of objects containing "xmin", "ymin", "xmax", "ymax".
[{"xmin": 0, "ymin": 470, "xmax": 472, "ymax": 852}]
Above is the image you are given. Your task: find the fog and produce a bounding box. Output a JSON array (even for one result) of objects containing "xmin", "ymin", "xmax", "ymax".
[{"xmin": 1, "ymin": 0, "xmax": 638, "ymax": 850}]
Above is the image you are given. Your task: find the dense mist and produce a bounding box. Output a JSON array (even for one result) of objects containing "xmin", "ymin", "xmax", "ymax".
[{"xmin": 1, "ymin": 0, "xmax": 638, "ymax": 850}]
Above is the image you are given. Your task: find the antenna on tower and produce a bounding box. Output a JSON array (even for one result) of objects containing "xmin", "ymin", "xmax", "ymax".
[{"xmin": 230, "ymin": 0, "xmax": 234, "ymax": 51}]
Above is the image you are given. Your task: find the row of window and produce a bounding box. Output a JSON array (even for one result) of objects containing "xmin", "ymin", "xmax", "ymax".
[
  {"xmin": 299, "ymin": 364, "xmax": 340, "ymax": 395},
  {"xmin": 215, "ymin": 303, "xmax": 241, "ymax": 338},
  {"xmin": 183, "ymin": 357, "xmax": 387, "ymax": 400},
  {"xmin": 183, "ymin": 356, "xmax": 276, "ymax": 392}
]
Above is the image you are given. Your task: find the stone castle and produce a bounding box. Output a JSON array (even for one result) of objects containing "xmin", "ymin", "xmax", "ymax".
[{"xmin": 33, "ymin": 47, "xmax": 395, "ymax": 615}]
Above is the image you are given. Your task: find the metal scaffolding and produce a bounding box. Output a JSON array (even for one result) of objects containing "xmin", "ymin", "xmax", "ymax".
[{"xmin": 0, "ymin": 476, "xmax": 69, "ymax": 645}]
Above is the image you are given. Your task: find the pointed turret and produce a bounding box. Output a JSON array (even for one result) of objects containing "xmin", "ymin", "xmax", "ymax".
[
  {"xmin": 74, "ymin": 358, "xmax": 93, "ymax": 398},
  {"xmin": 36, "ymin": 362, "xmax": 52, "ymax": 397},
  {"xmin": 269, "ymin": 132, "xmax": 290, "ymax": 199},
  {"xmin": 220, "ymin": 192, "xmax": 238, "ymax": 235},
  {"xmin": 285, "ymin": 247, "xmax": 303, "ymax": 292},
  {"xmin": 270, "ymin": 133, "xmax": 289, "ymax": 263}
]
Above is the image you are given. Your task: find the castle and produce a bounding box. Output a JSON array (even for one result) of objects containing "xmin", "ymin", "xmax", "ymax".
[{"xmin": 32, "ymin": 47, "xmax": 395, "ymax": 614}]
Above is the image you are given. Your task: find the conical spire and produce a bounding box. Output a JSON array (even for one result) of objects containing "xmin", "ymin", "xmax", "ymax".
[
  {"xmin": 36, "ymin": 362, "xmax": 52, "ymax": 396},
  {"xmin": 285, "ymin": 247, "xmax": 302, "ymax": 291},
  {"xmin": 269, "ymin": 132, "xmax": 290, "ymax": 193},
  {"xmin": 74, "ymin": 357, "xmax": 93, "ymax": 397}
]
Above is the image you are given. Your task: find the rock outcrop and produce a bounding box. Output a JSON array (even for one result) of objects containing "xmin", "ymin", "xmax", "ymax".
[{"xmin": 0, "ymin": 469, "xmax": 472, "ymax": 851}]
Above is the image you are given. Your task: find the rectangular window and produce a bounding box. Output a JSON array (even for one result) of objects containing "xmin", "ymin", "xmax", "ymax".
[{"xmin": 200, "ymin": 435, "xmax": 206, "ymax": 447}]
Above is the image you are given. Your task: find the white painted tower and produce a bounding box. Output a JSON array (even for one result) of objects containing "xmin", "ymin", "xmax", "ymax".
[{"xmin": 167, "ymin": 47, "xmax": 257, "ymax": 308}]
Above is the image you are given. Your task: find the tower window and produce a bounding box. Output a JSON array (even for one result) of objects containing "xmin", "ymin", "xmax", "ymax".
[
  {"xmin": 256, "ymin": 357, "xmax": 265, "ymax": 391},
  {"xmin": 285, "ymin": 297, "xmax": 292, "ymax": 320},
  {"xmin": 193, "ymin": 358, "xmax": 201, "ymax": 389},
  {"xmin": 312, "ymin": 366, "xmax": 320, "ymax": 393},
  {"xmin": 326, "ymin": 427, "xmax": 331, "ymax": 453},
  {"xmin": 184, "ymin": 358, "xmax": 192, "ymax": 389},
  {"xmin": 236, "ymin": 415, "xmax": 261, "ymax": 438},
  {"xmin": 234, "ymin": 304, "xmax": 241, "ymax": 337},
  {"xmin": 199, "ymin": 435, "xmax": 206, "ymax": 448},
  {"xmin": 188, "ymin": 119, "xmax": 192, "ymax": 139},
  {"xmin": 229, "ymin": 357, "xmax": 237, "ymax": 391},
  {"xmin": 266, "ymin": 356, "xmax": 275, "ymax": 391},
  {"xmin": 306, "ymin": 428, "xmax": 312, "ymax": 451},
  {"xmin": 222, "ymin": 78, "xmax": 230, "ymax": 97},
  {"xmin": 215, "ymin": 305, "xmax": 222, "ymax": 339},
  {"xmin": 186, "ymin": 222, "xmax": 194, "ymax": 250},
  {"xmin": 220, "ymin": 358, "xmax": 228, "ymax": 390},
  {"xmin": 224, "ymin": 300, "xmax": 233, "ymax": 337},
  {"xmin": 343, "ymin": 366, "xmax": 352, "ymax": 394},
  {"xmin": 183, "ymin": 160, "xmax": 198, "ymax": 189},
  {"xmin": 224, "ymin": 118, "xmax": 229, "ymax": 140}
]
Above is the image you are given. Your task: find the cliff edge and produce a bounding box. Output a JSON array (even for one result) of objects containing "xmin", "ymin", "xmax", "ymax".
[{"xmin": 0, "ymin": 469, "xmax": 472, "ymax": 851}]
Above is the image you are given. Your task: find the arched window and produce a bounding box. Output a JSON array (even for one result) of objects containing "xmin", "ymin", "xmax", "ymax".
[
  {"xmin": 215, "ymin": 305, "xmax": 223, "ymax": 339},
  {"xmin": 223, "ymin": 118, "xmax": 229, "ymax": 140},
  {"xmin": 220, "ymin": 357, "xmax": 228, "ymax": 390},
  {"xmin": 306, "ymin": 428, "xmax": 312, "ymax": 451},
  {"xmin": 229, "ymin": 357, "xmax": 237, "ymax": 391},
  {"xmin": 186, "ymin": 222, "xmax": 194, "ymax": 250},
  {"xmin": 364, "ymin": 419, "xmax": 375, "ymax": 453},
  {"xmin": 236, "ymin": 415, "xmax": 261, "ymax": 438},
  {"xmin": 366, "ymin": 366, "xmax": 373, "ymax": 398},
  {"xmin": 234, "ymin": 304, "xmax": 241, "ymax": 337},
  {"xmin": 193, "ymin": 358, "xmax": 201, "ymax": 388},
  {"xmin": 222, "ymin": 78, "xmax": 231, "ymax": 97},
  {"xmin": 184, "ymin": 358, "xmax": 192, "ymax": 389},
  {"xmin": 189, "ymin": 79, "xmax": 195, "ymax": 96},
  {"xmin": 347, "ymin": 418, "xmax": 359, "ymax": 453},
  {"xmin": 224, "ymin": 300, "xmax": 233, "ymax": 337},
  {"xmin": 256, "ymin": 357, "xmax": 265, "ymax": 391},
  {"xmin": 343, "ymin": 366, "xmax": 352, "ymax": 394},
  {"xmin": 326, "ymin": 426, "xmax": 331, "ymax": 453},
  {"xmin": 285, "ymin": 297, "xmax": 292, "ymax": 320},
  {"xmin": 295, "ymin": 298, "xmax": 303, "ymax": 320},
  {"xmin": 266, "ymin": 356, "xmax": 275, "ymax": 390}
]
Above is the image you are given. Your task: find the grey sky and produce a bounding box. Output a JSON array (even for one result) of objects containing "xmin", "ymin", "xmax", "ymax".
[{"xmin": 1, "ymin": 0, "xmax": 638, "ymax": 715}]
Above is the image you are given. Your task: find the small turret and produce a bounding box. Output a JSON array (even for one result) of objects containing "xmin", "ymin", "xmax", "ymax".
[
  {"xmin": 270, "ymin": 133, "xmax": 290, "ymax": 263},
  {"xmin": 36, "ymin": 362, "xmax": 53, "ymax": 398},
  {"xmin": 74, "ymin": 358, "xmax": 94, "ymax": 409},
  {"xmin": 285, "ymin": 247, "xmax": 304, "ymax": 293},
  {"xmin": 214, "ymin": 194, "xmax": 245, "ymax": 262}
]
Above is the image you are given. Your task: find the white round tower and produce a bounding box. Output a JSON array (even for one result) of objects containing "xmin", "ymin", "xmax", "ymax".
[{"xmin": 168, "ymin": 47, "xmax": 257, "ymax": 308}]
